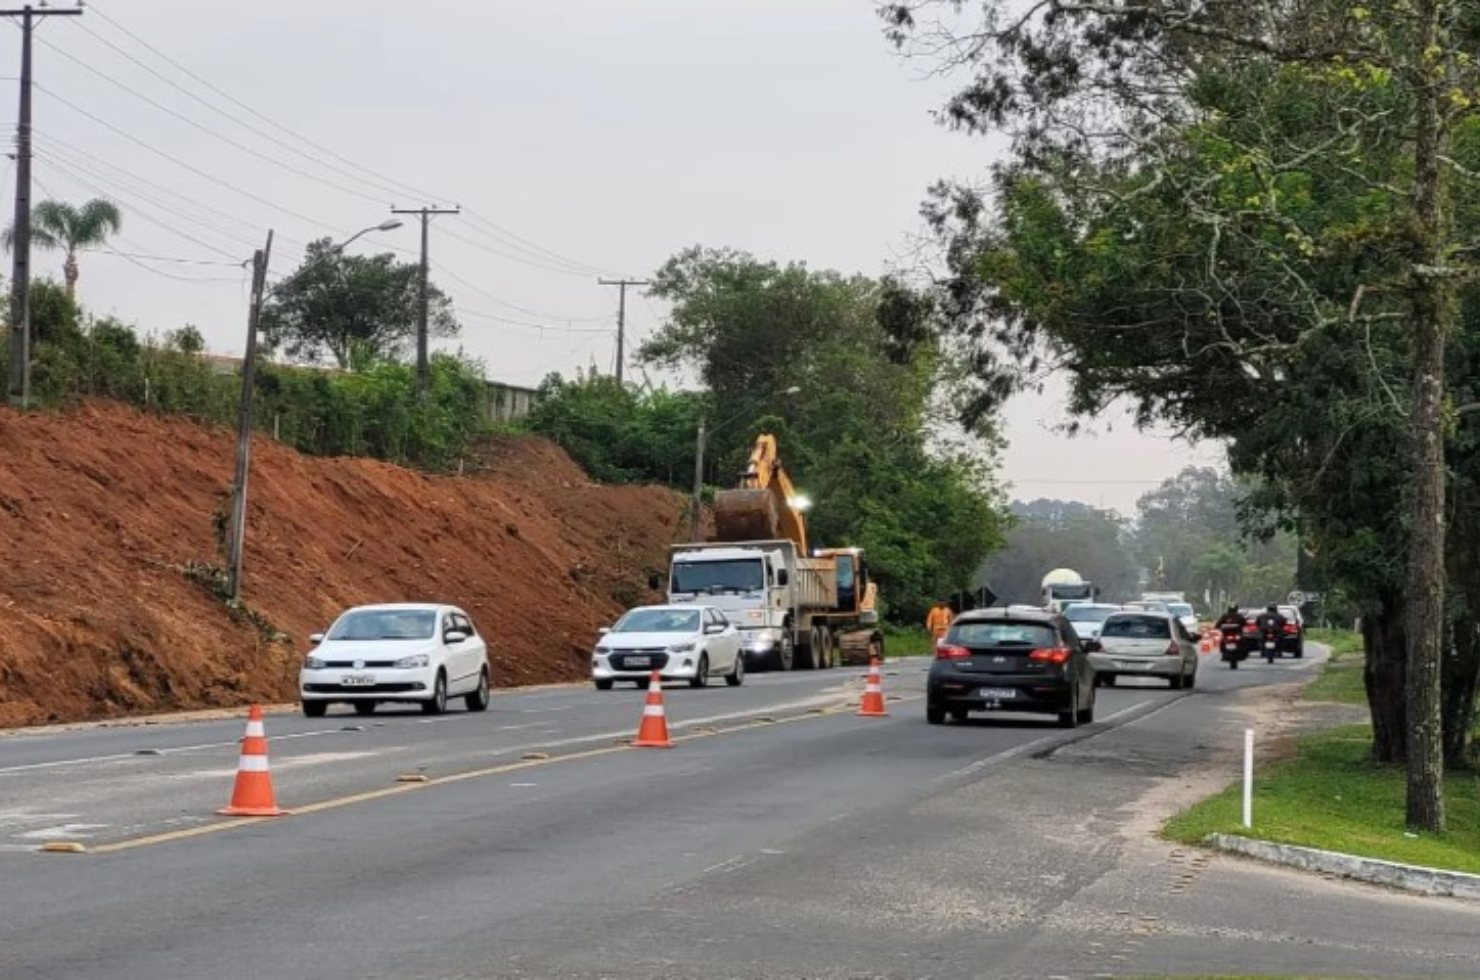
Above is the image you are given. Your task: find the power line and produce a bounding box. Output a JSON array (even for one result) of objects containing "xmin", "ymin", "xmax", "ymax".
[
  {"xmin": 598, "ymin": 277, "xmax": 650, "ymax": 385},
  {"xmin": 83, "ymin": 1, "xmax": 626, "ymax": 279}
]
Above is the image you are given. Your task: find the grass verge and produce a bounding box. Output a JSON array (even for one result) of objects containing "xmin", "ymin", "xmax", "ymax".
[
  {"xmin": 881, "ymin": 625, "xmax": 935, "ymax": 658},
  {"xmin": 1302, "ymin": 628, "xmax": 1365, "ymax": 705},
  {"xmin": 1164, "ymin": 724, "xmax": 1480, "ymax": 875}
]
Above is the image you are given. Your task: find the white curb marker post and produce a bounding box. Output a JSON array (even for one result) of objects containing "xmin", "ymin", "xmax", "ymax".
[{"xmin": 1242, "ymin": 727, "xmax": 1255, "ymax": 828}]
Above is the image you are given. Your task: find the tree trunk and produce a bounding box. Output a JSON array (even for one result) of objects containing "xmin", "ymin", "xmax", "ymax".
[
  {"xmin": 1363, "ymin": 592, "xmax": 1407, "ymax": 763},
  {"xmin": 63, "ymin": 249, "xmax": 78, "ymax": 299},
  {"xmin": 1444, "ymin": 619, "xmax": 1480, "ymax": 767},
  {"xmin": 1403, "ymin": 0, "xmax": 1450, "ymax": 831}
]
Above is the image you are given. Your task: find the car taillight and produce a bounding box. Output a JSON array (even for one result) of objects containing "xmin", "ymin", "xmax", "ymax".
[
  {"xmin": 1284, "ymin": 623, "xmax": 1298, "ymax": 633},
  {"xmin": 935, "ymin": 644, "xmax": 971, "ymax": 660},
  {"xmin": 1165, "ymin": 641, "xmax": 1181, "ymax": 656},
  {"xmin": 1029, "ymin": 647, "xmax": 1072, "ymax": 665}
]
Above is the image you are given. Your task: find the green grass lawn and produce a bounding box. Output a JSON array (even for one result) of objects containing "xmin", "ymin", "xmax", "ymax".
[
  {"xmin": 881, "ymin": 625, "xmax": 935, "ymax": 658},
  {"xmin": 1302, "ymin": 628, "xmax": 1366, "ymax": 705},
  {"xmin": 1164, "ymin": 724, "xmax": 1480, "ymax": 875}
]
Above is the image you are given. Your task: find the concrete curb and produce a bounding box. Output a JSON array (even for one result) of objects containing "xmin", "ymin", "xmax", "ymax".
[{"xmin": 1208, "ymin": 833, "xmax": 1480, "ymax": 902}]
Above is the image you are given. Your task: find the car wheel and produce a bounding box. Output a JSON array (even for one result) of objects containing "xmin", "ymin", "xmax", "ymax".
[
  {"xmin": 725, "ymin": 651, "xmax": 744, "ymax": 687},
  {"xmin": 950, "ymin": 708, "xmax": 970, "ymax": 723},
  {"xmin": 926, "ymin": 703, "xmax": 946, "ymax": 725},
  {"xmin": 1078, "ymin": 691, "xmax": 1096, "ymax": 724},
  {"xmin": 690, "ymin": 654, "xmax": 709, "ymax": 689},
  {"xmin": 1294, "ymin": 645, "xmax": 1304, "ymax": 659},
  {"xmin": 465, "ymin": 669, "xmax": 491, "ymax": 712},
  {"xmin": 1171, "ymin": 672, "xmax": 1185, "ymax": 691},
  {"xmin": 1229, "ymin": 658, "xmax": 1240, "ymax": 670},
  {"xmin": 353, "ymin": 701, "xmax": 377, "ymax": 716},
  {"xmin": 1185, "ymin": 670, "xmax": 1197, "ymax": 690},
  {"xmin": 421, "ymin": 672, "xmax": 448, "ymax": 715},
  {"xmin": 594, "ymin": 679, "xmax": 614, "ymax": 691},
  {"xmin": 1057, "ymin": 685, "xmax": 1080, "ymax": 728},
  {"xmin": 302, "ymin": 701, "xmax": 327, "ymax": 719},
  {"xmin": 1100, "ymin": 673, "xmax": 1116, "ymax": 688}
]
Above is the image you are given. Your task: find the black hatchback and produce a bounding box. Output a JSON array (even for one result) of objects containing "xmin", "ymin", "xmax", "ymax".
[{"xmin": 926, "ymin": 608, "xmax": 1097, "ymax": 727}]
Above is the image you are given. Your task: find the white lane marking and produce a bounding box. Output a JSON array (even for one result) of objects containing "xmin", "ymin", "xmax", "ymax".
[
  {"xmin": 0, "ymin": 810, "xmax": 79, "ymax": 826},
  {"xmin": 0, "ymin": 726, "xmax": 370, "ymax": 775},
  {"xmin": 520, "ymin": 705, "xmax": 575, "ymax": 715},
  {"xmin": 510, "ymin": 783, "xmax": 538, "ymax": 788},
  {"xmin": 18, "ymin": 823, "xmax": 109, "ymax": 840}
]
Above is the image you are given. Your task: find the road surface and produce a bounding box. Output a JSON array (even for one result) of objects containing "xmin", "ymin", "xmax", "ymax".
[{"xmin": 2, "ymin": 650, "xmax": 1477, "ymax": 980}]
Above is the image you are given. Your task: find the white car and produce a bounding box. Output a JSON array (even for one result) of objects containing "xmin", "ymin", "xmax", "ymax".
[
  {"xmin": 592, "ymin": 604, "xmax": 743, "ymax": 690},
  {"xmin": 1062, "ymin": 602, "xmax": 1124, "ymax": 643},
  {"xmin": 300, "ymin": 603, "xmax": 491, "ymax": 717},
  {"xmin": 1086, "ymin": 610, "xmax": 1200, "ymax": 690},
  {"xmin": 1164, "ymin": 601, "xmax": 1201, "ymax": 637}
]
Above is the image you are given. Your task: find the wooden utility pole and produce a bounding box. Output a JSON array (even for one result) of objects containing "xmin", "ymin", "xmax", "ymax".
[
  {"xmin": 225, "ymin": 230, "xmax": 274, "ymax": 601},
  {"xmin": 598, "ymin": 277, "xmax": 649, "ymax": 385},
  {"xmin": 5, "ymin": 3, "xmax": 82, "ymax": 406},
  {"xmin": 391, "ymin": 205, "xmax": 459, "ymax": 399}
]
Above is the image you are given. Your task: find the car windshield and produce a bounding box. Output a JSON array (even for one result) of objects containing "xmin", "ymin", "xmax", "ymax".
[
  {"xmin": 1065, "ymin": 605, "xmax": 1116, "ymax": 624},
  {"xmin": 1167, "ymin": 603, "xmax": 1195, "ymax": 618},
  {"xmin": 1101, "ymin": 614, "xmax": 1171, "ymax": 639},
  {"xmin": 328, "ymin": 609, "xmax": 437, "ymax": 641},
  {"xmin": 671, "ymin": 559, "xmax": 764, "ymax": 594},
  {"xmin": 614, "ymin": 608, "xmax": 701, "ymax": 633},
  {"xmin": 950, "ymin": 621, "xmax": 1058, "ymax": 648}
]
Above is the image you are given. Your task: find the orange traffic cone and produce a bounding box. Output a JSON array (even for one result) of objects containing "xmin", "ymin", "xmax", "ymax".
[
  {"xmin": 218, "ymin": 704, "xmax": 288, "ymax": 816},
  {"xmin": 858, "ymin": 658, "xmax": 889, "ymax": 717},
  {"xmin": 631, "ymin": 672, "xmax": 675, "ymax": 748},
  {"xmin": 1198, "ymin": 630, "xmax": 1215, "ymax": 655}
]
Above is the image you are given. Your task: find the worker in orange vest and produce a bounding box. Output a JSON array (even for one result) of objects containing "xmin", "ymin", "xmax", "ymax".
[{"xmin": 925, "ymin": 600, "xmax": 953, "ymax": 641}]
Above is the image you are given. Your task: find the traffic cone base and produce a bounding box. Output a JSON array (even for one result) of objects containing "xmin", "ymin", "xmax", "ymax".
[
  {"xmin": 859, "ymin": 658, "xmax": 889, "ymax": 717},
  {"xmin": 632, "ymin": 672, "xmax": 675, "ymax": 748},
  {"xmin": 219, "ymin": 705, "xmax": 289, "ymax": 816}
]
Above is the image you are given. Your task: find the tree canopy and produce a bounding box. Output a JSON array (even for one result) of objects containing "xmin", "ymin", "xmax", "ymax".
[{"xmin": 260, "ymin": 238, "xmax": 459, "ymax": 370}]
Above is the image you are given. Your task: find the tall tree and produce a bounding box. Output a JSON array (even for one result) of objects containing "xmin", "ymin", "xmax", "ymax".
[
  {"xmin": 883, "ymin": 0, "xmax": 1478, "ymax": 831},
  {"xmin": 3, "ymin": 198, "xmax": 122, "ymax": 298},
  {"xmin": 260, "ymin": 238, "xmax": 459, "ymax": 370}
]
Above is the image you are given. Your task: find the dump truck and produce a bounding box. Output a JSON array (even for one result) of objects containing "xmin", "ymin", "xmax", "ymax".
[
  {"xmin": 1041, "ymin": 568, "xmax": 1097, "ymax": 611},
  {"xmin": 662, "ymin": 433, "xmax": 883, "ymax": 670}
]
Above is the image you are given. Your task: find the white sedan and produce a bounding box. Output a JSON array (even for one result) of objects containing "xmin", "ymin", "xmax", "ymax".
[
  {"xmin": 300, "ymin": 603, "xmax": 491, "ymax": 717},
  {"xmin": 592, "ymin": 604, "xmax": 743, "ymax": 690},
  {"xmin": 1086, "ymin": 610, "xmax": 1200, "ymax": 690}
]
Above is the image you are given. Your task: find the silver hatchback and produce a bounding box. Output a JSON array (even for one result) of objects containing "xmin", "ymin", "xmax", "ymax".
[{"xmin": 1086, "ymin": 611, "xmax": 1199, "ymax": 689}]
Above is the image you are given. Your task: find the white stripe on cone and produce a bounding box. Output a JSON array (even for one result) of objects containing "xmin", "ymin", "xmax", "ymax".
[
  {"xmin": 238, "ymin": 755, "xmax": 270, "ymax": 773},
  {"xmin": 643, "ymin": 705, "xmax": 666, "ymax": 717},
  {"xmin": 244, "ymin": 721, "xmax": 265, "ymax": 737}
]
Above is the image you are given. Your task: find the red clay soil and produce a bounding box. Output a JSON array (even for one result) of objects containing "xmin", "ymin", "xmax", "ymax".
[{"xmin": 0, "ymin": 400, "xmax": 690, "ymax": 728}]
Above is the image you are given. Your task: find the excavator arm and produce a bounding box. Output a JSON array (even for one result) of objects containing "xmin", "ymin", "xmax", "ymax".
[{"xmin": 711, "ymin": 433, "xmax": 809, "ymax": 551}]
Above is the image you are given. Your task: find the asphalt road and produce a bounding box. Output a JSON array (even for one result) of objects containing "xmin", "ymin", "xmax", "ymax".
[{"xmin": 2, "ymin": 650, "xmax": 1477, "ymax": 980}]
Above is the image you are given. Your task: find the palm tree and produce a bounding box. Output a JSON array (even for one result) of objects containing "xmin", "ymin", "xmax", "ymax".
[{"xmin": 2, "ymin": 198, "xmax": 123, "ymax": 298}]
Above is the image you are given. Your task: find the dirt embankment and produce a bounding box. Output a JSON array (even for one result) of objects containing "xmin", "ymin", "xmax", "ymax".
[{"xmin": 0, "ymin": 401, "xmax": 688, "ymax": 728}]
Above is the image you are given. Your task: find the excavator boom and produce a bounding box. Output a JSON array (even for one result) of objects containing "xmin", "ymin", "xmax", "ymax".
[{"xmin": 710, "ymin": 434, "xmax": 808, "ymax": 551}]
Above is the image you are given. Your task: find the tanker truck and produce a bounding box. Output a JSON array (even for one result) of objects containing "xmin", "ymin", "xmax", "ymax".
[{"xmin": 1041, "ymin": 568, "xmax": 1097, "ymax": 611}]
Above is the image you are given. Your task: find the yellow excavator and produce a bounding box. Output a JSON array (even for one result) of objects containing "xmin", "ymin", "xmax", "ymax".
[{"xmin": 709, "ymin": 434, "xmax": 884, "ymax": 667}]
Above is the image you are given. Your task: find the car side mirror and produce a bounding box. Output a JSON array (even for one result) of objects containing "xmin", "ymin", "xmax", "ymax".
[
  {"xmin": 444, "ymin": 630, "xmax": 468, "ymax": 645},
  {"xmin": 777, "ymin": 569, "xmax": 789, "ymax": 586},
  {"xmin": 598, "ymin": 626, "xmax": 611, "ymax": 635},
  {"xmin": 706, "ymin": 624, "xmax": 724, "ymax": 635},
  {"xmin": 648, "ymin": 573, "xmax": 662, "ymax": 590},
  {"xmin": 309, "ymin": 632, "xmax": 325, "ymax": 645}
]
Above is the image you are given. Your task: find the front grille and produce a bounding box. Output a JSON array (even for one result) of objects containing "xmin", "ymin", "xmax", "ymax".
[
  {"xmin": 322, "ymin": 660, "xmax": 399, "ymax": 669},
  {"xmin": 303, "ymin": 682, "xmax": 424, "ymax": 694},
  {"xmin": 611, "ymin": 652, "xmax": 670, "ymax": 671}
]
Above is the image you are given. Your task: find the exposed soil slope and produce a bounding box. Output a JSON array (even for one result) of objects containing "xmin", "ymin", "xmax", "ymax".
[{"xmin": 0, "ymin": 401, "xmax": 688, "ymax": 727}]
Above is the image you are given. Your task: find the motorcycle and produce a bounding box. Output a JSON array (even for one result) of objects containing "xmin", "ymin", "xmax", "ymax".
[
  {"xmin": 1219, "ymin": 625, "xmax": 1246, "ymax": 669},
  {"xmin": 1260, "ymin": 627, "xmax": 1280, "ymax": 665}
]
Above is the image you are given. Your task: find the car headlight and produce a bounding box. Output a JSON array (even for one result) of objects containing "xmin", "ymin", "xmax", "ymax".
[
  {"xmin": 394, "ymin": 654, "xmax": 430, "ymax": 669},
  {"xmin": 746, "ymin": 630, "xmax": 781, "ymax": 649},
  {"xmin": 595, "ymin": 645, "xmax": 613, "ymax": 655},
  {"xmin": 668, "ymin": 641, "xmax": 696, "ymax": 653},
  {"xmin": 305, "ymin": 656, "xmax": 327, "ymax": 670}
]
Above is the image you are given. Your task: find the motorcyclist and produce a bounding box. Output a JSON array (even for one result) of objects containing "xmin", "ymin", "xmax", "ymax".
[
  {"xmin": 1215, "ymin": 604, "xmax": 1245, "ymax": 631},
  {"xmin": 1255, "ymin": 603, "xmax": 1288, "ymax": 635}
]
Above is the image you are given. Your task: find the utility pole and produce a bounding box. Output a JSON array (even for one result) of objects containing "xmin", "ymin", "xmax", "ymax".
[
  {"xmin": 391, "ymin": 205, "xmax": 459, "ymax": 399},
  {"xmin": 5, "ymin": 3, "xmax": 82, "ymax": 406},
  {"xmin": 598, "ymin": 277, "xmax": 649, "ymax": 385},
  {"xmin": 690, "ymin": 416, "xmax": 707, "ymax": 542},
  {"xmin": 225, "ymin": 230, "xmax": 274, "ymax": 601}
]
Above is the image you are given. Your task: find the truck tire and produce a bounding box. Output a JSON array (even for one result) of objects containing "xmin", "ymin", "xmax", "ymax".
[
  {"xmin": 772, "ymin": 631, "xmax": 795, "ymax": 672},
  {"xmin": 793, "ymin": 627, "xmax": 818, "ymax": 671}
]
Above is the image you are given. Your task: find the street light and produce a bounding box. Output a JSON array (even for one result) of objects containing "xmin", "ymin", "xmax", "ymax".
[
  {"xmin": 333, "ymin": 218, "xmax": 403, "ymax": 254},
  {"xmin": 689, "ymin": 385, "xmax": 802, "ymax": 541}
]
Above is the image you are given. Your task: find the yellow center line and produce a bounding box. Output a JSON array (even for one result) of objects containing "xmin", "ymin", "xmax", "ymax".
[{"xmin": 83, "ymin": 696, "xmax": 921, "ymax": 855}]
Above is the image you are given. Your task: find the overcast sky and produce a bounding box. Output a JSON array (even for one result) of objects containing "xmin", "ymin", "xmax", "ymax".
[{"xmin": 4, "ymin": 0, "xmax": 1222, "ymax": 515}]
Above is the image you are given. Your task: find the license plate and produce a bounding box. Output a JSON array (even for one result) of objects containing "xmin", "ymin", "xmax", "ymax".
[
  {"xmin": 341, "ymin": 675, "xmax": 376, "ymax": 687},
  {"xmin": 625, "ymin": 656, "xmax": 651, "ymax": 668},
  {"xmin": 1117, "ymin": 660, "xmax": 1141, "ymax": 669},
  {"xmin": 978, "ymin": 687, "xmax": 1015, "ymax": 700}
]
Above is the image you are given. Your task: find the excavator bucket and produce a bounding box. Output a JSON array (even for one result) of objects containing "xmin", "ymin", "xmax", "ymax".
[{"xmin": 712, "ymin": 489, "xmax": 780, "ymax": 542}]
